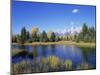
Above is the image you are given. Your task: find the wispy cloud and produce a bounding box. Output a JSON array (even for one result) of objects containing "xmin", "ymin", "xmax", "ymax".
[{"xmin": 72, "ymin": 9, "xmax": 79, "ymax": 13}]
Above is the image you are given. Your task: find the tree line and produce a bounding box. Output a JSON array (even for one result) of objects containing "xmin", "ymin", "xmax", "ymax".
[
  {"xmin": 12, "ymin": 23, "xmax": 96, "ymax": 44},
  {"xmin": 12, "ymin": 27, "xmax": 57, "ymax": 44}
]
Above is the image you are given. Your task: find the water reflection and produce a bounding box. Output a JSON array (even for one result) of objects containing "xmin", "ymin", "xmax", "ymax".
[
  {"xmin": 32, "ymin": 46, "xmax": 38, "ymax": 58},
  {"xmin": 12, "ymin": 44, "xmax": 96, "ymax": 72},
  {"xmin": 80, "ymin": 47, "xmax": 96, "ymax": 68},
  {"xmin": 41, "ymin": 45, "xmax": 47, "ymax": 57}
]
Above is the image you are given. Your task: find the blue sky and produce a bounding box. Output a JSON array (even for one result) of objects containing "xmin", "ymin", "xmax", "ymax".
[{"xmin": 12, "ymin": 0, "xmax": 96, "ymax": 34}]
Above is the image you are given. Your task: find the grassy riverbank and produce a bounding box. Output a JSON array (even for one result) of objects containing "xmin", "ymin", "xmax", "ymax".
[
  {"xmin": 12, "ymin": 41, "xmax": 96, "ymax": 48},
  {"xmin": 11, "ymin": 55, "xmax": 94, "ymax": 74}
]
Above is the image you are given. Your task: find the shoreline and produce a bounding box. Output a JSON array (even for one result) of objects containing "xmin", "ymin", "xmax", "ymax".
[{"xmin": 12, "ymin": 41, "xmax": 96, "ymax": 48}]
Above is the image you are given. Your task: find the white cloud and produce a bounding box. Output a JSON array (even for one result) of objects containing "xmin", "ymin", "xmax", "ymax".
[{"xmin": 72, "ymin": 9, "xmax": 79, "ymax": 13}]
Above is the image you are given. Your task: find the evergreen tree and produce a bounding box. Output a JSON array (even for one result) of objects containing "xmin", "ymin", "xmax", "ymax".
[
  {"xmin": 20, "ymin": 27, "xmax": 27, "ymax": 44},
  {"xmin": 50, "ymin": 32, "xmax": 56, "ymax": 42},
  {"xmin": 82, "ymin": 23, "xmax": 89, "ymax": 36},
  {"xmin": 26, "ymin": 31, "xmax": 30, "ymax": 40},
  {"xmin": 78, "ymin": 23, "xmax": 96, "ymax": 42},
  {"xmin": 40, "ymin": 31, "xmax": 48, "ymax": 42}
]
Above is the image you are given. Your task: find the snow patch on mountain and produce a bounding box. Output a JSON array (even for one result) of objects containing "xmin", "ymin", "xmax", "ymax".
[{"xmin": 55, "ymin": 26, "xmax": 82, "ymax": 36}]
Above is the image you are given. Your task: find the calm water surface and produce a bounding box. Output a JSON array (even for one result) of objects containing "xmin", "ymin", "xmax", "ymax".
[{"xmin": 12, "ymin": 44, "xmax": 96, "ymax": 69}]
